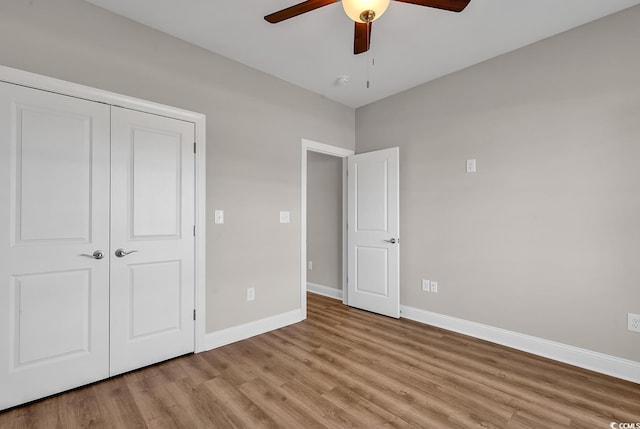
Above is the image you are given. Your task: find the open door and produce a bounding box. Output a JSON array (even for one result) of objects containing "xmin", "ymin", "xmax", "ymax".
[{"xmin": 347, "ymin": 148, "xmax": 399, "ymax": 318}]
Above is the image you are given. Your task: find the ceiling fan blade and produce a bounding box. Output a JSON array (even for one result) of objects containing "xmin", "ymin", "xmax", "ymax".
[
  {"xmin": 265, "ymin": 0, "xmax": 337, "ymax": 23},
  {"xmin": 354, "ymin": 21, "xmax": 372, "ymax": 55},
  {"xmin": 393, "ymin": 0, "xmax": 470, "ymax": 12}
]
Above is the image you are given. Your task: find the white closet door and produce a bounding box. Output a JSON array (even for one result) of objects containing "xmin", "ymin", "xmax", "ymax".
[
  {"xmin": 0, "ymin": 82, "xmax": 110, "ymax": 410},
  {"xmin": 109, "ymin": 107, "xmax": 195, "ymax": 376}
]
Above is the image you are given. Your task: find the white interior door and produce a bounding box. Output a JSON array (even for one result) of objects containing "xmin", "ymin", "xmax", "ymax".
[
  {"xmin": 347, "ymin": 147, "xmax": 399, "ymax": 318},
  {"xmin": 0, "ymin": 82, "xmax": 110, "ymax": 409},
  {"xmin": 109, "ymin": 107, "xmax": 195, "ymax": 376}
]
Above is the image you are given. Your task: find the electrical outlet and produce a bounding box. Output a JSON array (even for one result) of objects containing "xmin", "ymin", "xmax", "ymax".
[
  {"xmin": 247, "ymin": 287, "xmax": 255, "ymax": 301},
  {"xmin": 629, "ymin": 313, "xmax": 640, "ymax": 333},
  {"xmin": 308, "ymin": 261, "xmax": 313, "ymax": 270},
  {"xmin": 430, "ymin": 281, "xmax": 438, "ymax": 293},
  {"xmin": 422, "ymin": 279, "xmax": 430, "ymax": 292}
]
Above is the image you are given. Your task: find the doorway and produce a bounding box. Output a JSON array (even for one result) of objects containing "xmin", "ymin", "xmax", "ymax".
[
  {"xmin": 307, "ymin": 151, "xmax": 343, "ymax": 299},
  {"xmin": 301, "ymin": 140, "xmax": 400, "ymax": 319},
  {"xmin": 301, "ymin": 139, "xmax": 354, "ymax": 318}
]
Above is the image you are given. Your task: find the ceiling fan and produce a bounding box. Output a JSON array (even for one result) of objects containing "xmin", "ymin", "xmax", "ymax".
[{"xmin": 265, "ymin": 0, "xmax": 471, "ymax": 55}]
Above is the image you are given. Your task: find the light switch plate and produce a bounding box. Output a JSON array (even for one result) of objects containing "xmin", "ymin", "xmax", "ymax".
[
  {"xmin": 466, "ymin": 159, "xmax": 477, "ymax": 173},
  {"xmin": 280, "ymin": 211, "xmax": 290, "ymax": 224},
  {"xmin": 214, "ymin": 210, "xmax": 224, "ymax": 224},
  {"xmin": 629, "ymin": 313, "xmax": 640, "ymax": 333}
]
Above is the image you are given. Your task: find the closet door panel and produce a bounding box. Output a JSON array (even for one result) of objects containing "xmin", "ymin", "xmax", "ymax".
[
  {"xmin": 0, "ymin": 82, "xmax": 110, "ymax": 410},
  {"xmin": 109, "ymin": 107, "xmax": 195, "ymax": 376}
]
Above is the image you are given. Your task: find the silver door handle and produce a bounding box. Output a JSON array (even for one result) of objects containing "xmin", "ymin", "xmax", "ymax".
[
  {"xmin": 115, "ymin": 248, "xmax": 138, "ymax": 258},
  {"xmin": 384, "ymin": 238, "xmax": 397, "ymax": 244},
  {"xmin": 81, "ymin": 250, "xmax": 104, "ymax": 260}
]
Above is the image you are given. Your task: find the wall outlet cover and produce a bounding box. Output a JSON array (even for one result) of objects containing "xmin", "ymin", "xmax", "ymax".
[
  {"xmin": 247, "ymin": 287, "xmax": 255, "ymax": 301},
  {"xmin": 430, "ymin": 281, "xmax": 438, "ymax": 293},
  {"xmin": 422, "ymin": 279, "xmax": 430, "ymax": 292}
]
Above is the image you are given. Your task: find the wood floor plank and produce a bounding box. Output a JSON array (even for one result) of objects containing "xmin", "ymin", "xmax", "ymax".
[
  {"xmin": 146, "ymin": 383, "xmax": 203, "ymax": 429},
  {"xmin": 162, "ymin": 378, "xmax": 234, "ymax": 428},
  {"xmin": 1, "ymin": 292, "xmax": 639, "ymax": 428},
  {"xmin": 57, "ymin": 387, "xmax": 109, "ymax": 429},
  {"xmin": 278, "ymin": 378, "xmax": 372, "ymax": 429},
  {"xmin": 91, "ymin": 378, "xmax": 147, "ymax": 429},
  {"xmin": 176, "ymin": 352, "xmax": 222, "ymax": 385},
  {"xmin": 14, "ymin": 395, "xmax": 61, "ymax": 429},
  {"xmin": 128, "ymin": 382, "xmax": 179, "ymax": 429},
  {"xmin": 203, "ymin": 344, "xmax": 260, "ymax": 387},
  {"xmin": 237, "ymin": 377, "xmax": 327, "ymax": 429},
  {"xmin": 320, "ymin": 385, "xmax": 405, "ymax": 428},
  {"xmin": 202, "ymin": 375, "xmax": 281, "ymax": 429},
  {"xmin": 251, "ymin": 335, "xmax": 339, "ymax": 394}
]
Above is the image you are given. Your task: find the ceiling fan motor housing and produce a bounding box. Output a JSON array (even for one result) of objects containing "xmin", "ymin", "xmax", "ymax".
[
  {"xmin": 343, "ymin": 0, "xmax": 391, "ymax": 23},
  {"xmin": 360, "ymin": 10, "xmax": 376, "ymax": 22}
]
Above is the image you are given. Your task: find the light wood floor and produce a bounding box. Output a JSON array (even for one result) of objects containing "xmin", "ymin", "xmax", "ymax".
[{"xmin": 1, "ymin": 293, "xmax": 639, "ymax": 428}]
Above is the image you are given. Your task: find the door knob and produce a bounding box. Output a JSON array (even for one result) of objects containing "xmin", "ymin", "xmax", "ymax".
[
  {"xmin": 384, "ymin": 238, "xmax": 397, "ymax": 244},
  {"xmin": 81, "ymin": 250, "xmax": 104, "ymax": 260},
  {"xmin": 115, "ymin": 248, "xmax": 138, "ymax": 258}
]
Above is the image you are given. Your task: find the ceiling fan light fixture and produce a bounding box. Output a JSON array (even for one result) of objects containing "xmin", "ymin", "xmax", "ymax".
[{"xmin": 342, "ymin": 0, "xmax": 391, "ymax": 23}]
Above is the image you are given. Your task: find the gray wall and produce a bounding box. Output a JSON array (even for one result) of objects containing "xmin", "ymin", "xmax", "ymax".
[
  {"xmin": 356, "ymin": 5, "xmax": 640, "ymax": 361},
  {"xmin": 307, "ymin": 152, "xmax": 343, "ymax": 290},
  {"xmin": 0, "ymin": 0, "xmax": 355, "ymax": 333}
]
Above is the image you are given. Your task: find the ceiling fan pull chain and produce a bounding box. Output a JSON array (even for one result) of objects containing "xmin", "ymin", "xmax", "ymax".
[
  {"xmin": 366, "ymin": 50, "xmax": 371, "ymax": 88},
  {"xmin": 367, "ymin": 54, "xmax": 376, "ymax": 89}
]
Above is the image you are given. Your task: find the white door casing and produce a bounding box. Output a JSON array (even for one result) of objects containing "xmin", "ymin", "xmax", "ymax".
[
  {"xmin": 347, "ymin": 147, "xmax": 399, "ymax": 318},
  {"xmin": 0, "ymin": 82, "xmax": 111, "ymax": 409},
  {"xmin": 301, "ymin": 139, "xmax": 354, "ymax": 317},
  {"xmin": 109, "ymin": 107, "xmax": 195, "ymax": 376}
]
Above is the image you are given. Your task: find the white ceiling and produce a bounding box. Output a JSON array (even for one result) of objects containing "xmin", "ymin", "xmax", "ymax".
[{"xmin": 84, "ymin": 0, "xmax": 640, "ymax": 108}]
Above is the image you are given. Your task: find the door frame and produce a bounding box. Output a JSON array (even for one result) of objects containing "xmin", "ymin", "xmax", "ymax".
[
  {"xmin": 0, "ymin": 65, "xmax": 208, "ymax": 353},
  {"xmin": 301, "ymin": 139, "xmax": 354, "ymax": 318}
]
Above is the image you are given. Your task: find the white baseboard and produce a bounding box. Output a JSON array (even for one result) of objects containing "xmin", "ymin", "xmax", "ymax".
[
  {"xmin": 400, "ymin": 305, "xmax": 640, "ymax": 384},
  {"xmin": 204, "ymin": 309, "xmax": 303, "ymax": 350},
  {"xmin": 307, "ymin": 282, "xmax": 343, "ymax": 300}
]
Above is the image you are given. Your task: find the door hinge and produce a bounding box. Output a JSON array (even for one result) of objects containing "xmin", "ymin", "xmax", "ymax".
[
  {"xmin": 193, "ymin": 225, "xmax": 196, "ymax": 236},
  {"xmin": 193, "ymin": 142, "xmax": 196, "ymax": 154},
  {"xmin": 193, "ymin": 309, "xmax": 196, "ymax": 320}
]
